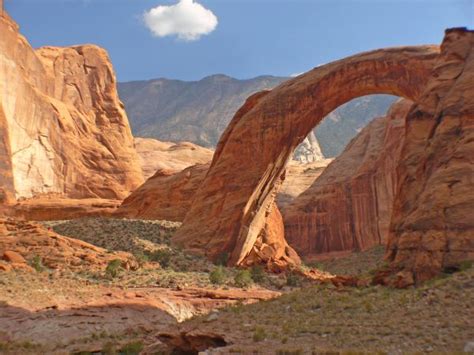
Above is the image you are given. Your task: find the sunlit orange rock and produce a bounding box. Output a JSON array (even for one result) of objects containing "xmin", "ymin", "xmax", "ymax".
[{"xmin": 0, "ymin": 12, "xmax": 143, "ymax": 201}]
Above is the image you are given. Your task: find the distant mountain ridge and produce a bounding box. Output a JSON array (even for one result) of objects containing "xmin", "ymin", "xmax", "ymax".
[{"xmin": 119, "ymin": 74, "xmax": 396, "ymax": 157}]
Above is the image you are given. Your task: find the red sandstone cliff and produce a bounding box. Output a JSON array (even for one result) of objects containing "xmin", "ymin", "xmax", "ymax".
[
  {"xmin": 385, "ymin": 28, "xmax": 474, "ymax": 282},
  {"xmin": 0, "ymin": 12, "xmax": 143, "ymax": 201}
]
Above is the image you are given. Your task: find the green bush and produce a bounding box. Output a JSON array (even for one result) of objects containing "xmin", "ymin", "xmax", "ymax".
[
  {"xmin": 133, "ymin": 252, "xmax": 149, "ymax": 267},
  {"xmin": 234, "ymin": 269, "xmax": 253, "ymax": 288},
  {"xmin": 149, "ymin": 249, "xmax": 172, "ymax": 268},
  {"xmin": 250, "ymin": 265, "xmax": 265, "ymax": 283},
  {"xmin": 120, "ymin": 341, "xmax": 143, "ymax": 355},
  {"xmin": 30, "ymin": 255, "xmax": 44, "ymax": 272},
  {"xmin": 252, "ymin": 326, "xmax": 266, "ymax": 342},
  {"xmin": 286, "ymin": 271, "xmax": 301, "ymax": 287},
  {"xmin": 209, "ymin": 266, "xmax": 227, "ymax": 285},
  {"xmin": 105, "ymin": 259, "xmax": 122, "ymax": 278}
]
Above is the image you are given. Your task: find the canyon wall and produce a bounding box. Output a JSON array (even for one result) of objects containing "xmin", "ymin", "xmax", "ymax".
[
  {"xmin": 386, "ymin": 28, "xmax": 474, "ymax": 282},
  {"xmin": 0, "ymin": 12, "xmax": 143, "ymax": 201},
  {"xmin": 282, "ymin": 100, "xmax": 412, "ymax": 256}
]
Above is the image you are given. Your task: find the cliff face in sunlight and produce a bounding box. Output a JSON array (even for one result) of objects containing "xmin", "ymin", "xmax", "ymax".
[{"xmin": 0, "ymin": 12, "xmax": 143, "ymax": 201}]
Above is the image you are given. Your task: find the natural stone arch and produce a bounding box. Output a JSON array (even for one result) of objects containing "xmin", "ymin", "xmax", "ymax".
[{"xmin": 173, "ymin": 45, "xmax": 440, "ymax": 266}]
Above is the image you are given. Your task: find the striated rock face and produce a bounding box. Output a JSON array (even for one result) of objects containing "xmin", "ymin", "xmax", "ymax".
[
  {"xmin": 282, "ymin": 99, "xmax": 412, "ymax": 256},
  {"xmin": 174, "ymin": 44, "xmax": 439, "ymax": 268},
  {"xmin": 0, "ymin": 104, "xmax": 14, "ymax": 205},
  {"xmin": 386, "ymin": 28, "xmax": 474, "ymax": 282},
  {"xmin": 0, "ymin": 13, "xmax": 143, "ymax": 200},
  {"xmin": 116, "ymin": 164, "xmax": 209, "ymax": 221},
  {"xmin": 134, "ymin": 137, "xmax": 213, "ymax": 179}
]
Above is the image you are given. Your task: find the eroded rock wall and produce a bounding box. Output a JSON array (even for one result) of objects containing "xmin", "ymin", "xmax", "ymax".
[
  {"xmin": 387, "ymin": 28, "xmax": 474, "ymax": 282},
  {"xmin": 0, "ymin": 12, "xmax": 143, "ymax": 200}
]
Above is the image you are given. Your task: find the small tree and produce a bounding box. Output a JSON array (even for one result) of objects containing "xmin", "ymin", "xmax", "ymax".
[{"xmin": 149, "ymin": 249, "xmax": 172, "ymax": 268}]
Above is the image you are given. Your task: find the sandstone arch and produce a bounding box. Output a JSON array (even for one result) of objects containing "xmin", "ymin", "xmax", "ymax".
[{"xmin": 173, "ymin": 45, "xmax": 441, "ymax": 267}]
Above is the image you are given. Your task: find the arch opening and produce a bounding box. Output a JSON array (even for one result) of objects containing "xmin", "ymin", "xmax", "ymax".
[
  {"xmin": 172, "ymin": 45, "xmax": 440, "ymax": 268},
  {"xmin": 281, "ymin": 94, "xmax": 408, "ymax": 263}
]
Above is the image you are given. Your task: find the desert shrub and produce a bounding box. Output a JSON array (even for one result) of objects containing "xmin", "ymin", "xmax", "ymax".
[
  {"xmin": 252, "ymin": 326, "xmax": 266, "ymax": 342},
  {"xmin": 120, "ymin": 341, "xmax": 143, "ymax": 355},
  {"xmin": 286, "ymin": 271, "xmax": 301, "ymax": 287},
  {"xmin": 459, "ymin": 260, "xmax": 473, "ymax": 271},
  {"xmin": 30, "ymin": 255, "xmax": 44, "ymax": 272},
  {"xmin": 250, "ymin": 265, "xmax": 266, "ymax": 283},
  {"xmin": 133, "ymin": 252, "xmax": 149, "ymax": 267},
  {"xmin": 105, "ymin": 259, "xmax": 122, "ymax": 278},
  {"xmin": 234, "ymin": 269, "xmax": 253, "ymax": 288},
  {"xmin": 149, "ymin": 249, "xmax": 172, "ymax": 268},
  {"xmin": 209, "ymin": 266, "xmax": 227, "ymax": 285}
]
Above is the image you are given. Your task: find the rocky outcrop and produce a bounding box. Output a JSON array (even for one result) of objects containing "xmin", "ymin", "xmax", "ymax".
[
  {"xmin": 276, "ymin": 159, "xmax": 332, "ymax": 209},
  {"xmin": 134, "ymin": 137, "xmax": 213, "ymax": 179},
  {"xmin": 11, "ymin": 198, "xmax": 120, "ymax": 221},
  {"xmin": 282, "ymin": 99, "xmax": 412, "ymax": 256},
  {"xmin": 0, "ymin": 12, "xmax": 143, "ymax": 201},
  {"xmin": 116, "ymin": 164, "xmax": 209, "ymax": 221},
  {"xmin": 173, "ymin": 43, "xmax": 439, "ymax": 268},
  {"xmin": 293, "ymin": 131, "xmax": 325, "ymax": 163},
  {"xmin": 116, "ymin": 158, "xmax": 331, "ymax": 222},
  {"xmin": 0, "ymin": 219, "xmax": 138, "ymax": 272},
  {"xmin": 385, "ymin": 28, "xmax": 474, "ymax": 282}
]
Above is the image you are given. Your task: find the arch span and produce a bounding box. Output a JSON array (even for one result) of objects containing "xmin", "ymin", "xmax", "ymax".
[{"xmin": 173, "ymin": 45, "xmax": 440, "ymax": 266}]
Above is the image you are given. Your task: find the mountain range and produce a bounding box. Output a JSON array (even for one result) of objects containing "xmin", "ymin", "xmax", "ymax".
[{"xmin": 119, "ymin": 75, "xmax": 396, "ymax": 157}]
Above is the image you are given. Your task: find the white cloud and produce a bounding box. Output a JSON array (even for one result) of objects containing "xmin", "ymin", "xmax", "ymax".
[{"xmin": 143, "ymin": 0, "xmax": 218, "ymax": 41}]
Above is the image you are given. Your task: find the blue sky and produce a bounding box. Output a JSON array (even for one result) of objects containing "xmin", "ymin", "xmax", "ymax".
[{"xmin": 5, "ymin": 0, "xmax": 473, "ymax": 82}]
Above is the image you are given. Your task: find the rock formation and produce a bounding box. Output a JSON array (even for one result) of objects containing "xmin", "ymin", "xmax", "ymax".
[
  {"xmin": 293, "ymin": 131, "xmax": 325, "ymax": 163},
  {"xmin": 385, "ymin": 28, "xmax": 474, "ymax": 282},
  {"xmin": 134, "ymin": 137, "xmax": 213, "ymax": 179},
  {"xmin": 282, "ymin": 99, "xmax": 412, "ymax": 256},
  {"xmin": 116, "ymin": 164, "xmax": 209, "ymax": 221},
  {"xmin": 0, "ymin": 104, "xmax": 14, "ymax": 205},
  {"xmin": 11, "ymin": 197, "xmax": 120, "ymax": 221},
  {"xmin": 116, "ymin": 155, "xmax": 331, "ymax": 224},
  {"xmin": 276, "ymin": 159, "xmax": 332, "ymax": 209},
  {"xmin": 173, "ymin": 43, "xmax": 439, "ymax": 269},
  {"xmin": 0, "ymin": 219, "xmax": 138, "ymax": 272},
  {"xmin": 0, "ymin": 12, "xmax": 143, "ymax": 201}
]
